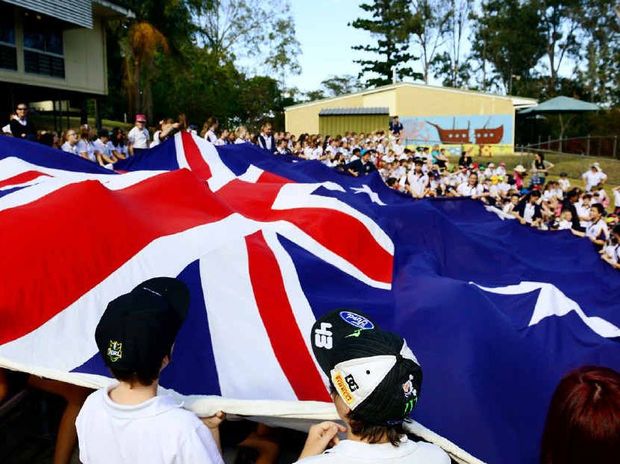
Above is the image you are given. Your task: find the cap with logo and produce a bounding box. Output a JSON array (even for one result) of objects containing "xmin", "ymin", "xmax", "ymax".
[
  {"xmin": 95, "ymin": 277, "xmax": 190, "ymax": 374},
  {"xmin": 311, "ymin": 309, "xmax": 422, "ymax": 425}
]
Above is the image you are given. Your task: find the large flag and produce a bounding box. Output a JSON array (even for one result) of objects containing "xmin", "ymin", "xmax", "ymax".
[{"xmin": 0, "ymin": 133, "xmax": 618, "ymax": 464}]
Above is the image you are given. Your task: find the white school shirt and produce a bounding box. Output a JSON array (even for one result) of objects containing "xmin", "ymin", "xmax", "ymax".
[
  {"xmin": 128, "ymin": 126, "xmax": 150, "ymax": 149},
  {"xmin": 294, "ymin": 437, "xmax": 450, "ymax": 464},
  {"xmin": 557, "ymin": 219, "xmax": 572, "ymax": 230},
  {"xmin": 603, "ymin": 244, "xmax": 620, "ymax": 264},
  {"xmin": 110, "ymin": 142, "xmax": 128, "ymax": 158},
  {"xmin": 586, "ymin": 219, "xmax": 609, "ymax": 241},
  {"xmin": 614, "ymin": 189, "xmax": 620, "ymax": 209},
  {"xmin": 582, "ymin": 170, "xmax": 607, "ymax": 191},
  {"xmin": 523, "ymin": 202, "xmax": 536, "ymax": 224},
  {"xmin": 408, "ymin": 172, "xmax": 428, "ymax": 197},
  {"xmin": 457, "ymin": 183, "xmax": 483, "ymax": 197},
  {"xmin": 61, "ymin": 141, "xmax": 79, "ymax": 156},
  {"xmin": 76, "ymin": 139, "xmax": 96, "ymax": 162},
  {"xmin": 204, "ymin": 130, "xmax": 217, "ymax": 144},
  {"xmin": 576, "ymin": 202, "xmax": 591, "ymax": 228},
  {"xmin": 558, "ymin": 178, "xmax": 570, "ymax": 191},
  {"xmin": 76, "ymin": 385, "xmax": 223, "ymax": 464},
  {"xmin": 234, "ymin": 138, "xmax": 245, "ymax": 144},
  {"xmin": 93, "ymin": 139, "xmax": 111, "ymax": 158}
]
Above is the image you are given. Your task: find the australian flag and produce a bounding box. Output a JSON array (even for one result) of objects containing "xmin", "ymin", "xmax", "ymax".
[{"xmin": 0, "ymin": 133, "xmax": 618, "ymax": 464}]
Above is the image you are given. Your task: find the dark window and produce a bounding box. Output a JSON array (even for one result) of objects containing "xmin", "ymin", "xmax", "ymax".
[
  {"xmin": 23, "ymin": 13, "xmax": 64, "ymax": 78},
  {"xmin": 0, "ymin": 5, "xmax": 16, "ymax": 70}
]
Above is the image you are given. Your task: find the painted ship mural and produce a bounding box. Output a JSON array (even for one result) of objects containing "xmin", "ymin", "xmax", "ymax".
[{"xmin": 426, "ymin": 117, "xmax": 504, "ymax": 145}]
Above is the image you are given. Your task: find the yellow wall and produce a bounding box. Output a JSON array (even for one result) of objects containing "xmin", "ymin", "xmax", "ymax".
[
  {"xmin": 285, "ymin": 84, "xmax": 518, "ymax": 147},
  {"xmin": 285, "ymin": 93, "xmax": 364, "ymax": 134},
  {"xmin": 394, "ymin": 86, "xmax": 514, "ymax": 116},
  {"xmin": 0, "ymin": 14, "xmax": 108, "ymax": 95}
]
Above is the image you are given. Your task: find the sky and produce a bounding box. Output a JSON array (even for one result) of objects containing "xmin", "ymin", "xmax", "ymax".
[{"xmin": 287, "ymin": 0, "xmax": 369, "ymax": 93}]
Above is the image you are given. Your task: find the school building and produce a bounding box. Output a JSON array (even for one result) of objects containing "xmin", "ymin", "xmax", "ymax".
[
  {"xmin": 285, "ymin": 82, "xmax": 537, "ymax": 155},
  {"xmin": 0, "ymin": 0, "xmax": 133, "ymax": 129}
]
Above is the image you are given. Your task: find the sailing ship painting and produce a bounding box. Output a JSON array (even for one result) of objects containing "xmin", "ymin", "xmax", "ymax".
[
  {"xmin": 425, "ymin": 118, "xmax": 471, "ymax": 144},
  {"xmin": 402, "ymin": 114, "xmax": 512, "ymax": 155},
  {"xmin": 425, "ymin": 117, "xmax": 505, "ymax": 145}
]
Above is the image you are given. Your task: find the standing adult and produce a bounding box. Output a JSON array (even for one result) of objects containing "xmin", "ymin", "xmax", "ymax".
[
  {"xmin": 257, "ymin": 122, "xmax": 276, "ymax": 153},
  {"xmin": 530, "ymin": 153, "xmax": 554, "ymax": 188},
  {"xmin": 127, "ymin": 114, "xmax": 150, "ymax": 154},
  {"xmin": 582, "ymin": 163, "xmax": 607, "ymax": 192},
  {"xmin": 10, "ymin": 103, "xmax": 37, "ymax": 141},
  {"xmin": 389, "ymin": 115, "xmax": 404, "ymax": 137}
]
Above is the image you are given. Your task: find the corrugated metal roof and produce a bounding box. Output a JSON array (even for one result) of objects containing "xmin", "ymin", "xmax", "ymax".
[
  {"xmin": 4, "ymin": 0, "xmax": 133, "ymax": 28},
  {"xmin": 5, "ymin": 0, "xmax": 93, "ymax": 28},
  {"xmin": 319, "ymin": 107, "xmax": 389, "ymax": 116},
  {"xmin": 285, "ymin": 82, "xmax": 537, "ymax": 111}
]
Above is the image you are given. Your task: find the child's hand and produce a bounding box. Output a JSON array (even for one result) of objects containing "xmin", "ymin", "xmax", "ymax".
[{"xmin": 201, "ymin": 411, "xmax": 225, "ymax": 429}]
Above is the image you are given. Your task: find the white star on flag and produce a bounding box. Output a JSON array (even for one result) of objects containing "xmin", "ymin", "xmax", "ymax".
[{"xmin": 350, "ymin": 185, "xmax": 386, "ymax": 206}]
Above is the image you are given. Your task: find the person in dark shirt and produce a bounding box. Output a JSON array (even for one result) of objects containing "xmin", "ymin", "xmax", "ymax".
[
  {"xmin": 562, "ymin": 188, "xmax": 585, "ymax": 232},
  {"xmin": 9, "ymin": 103, "xmax": 37, "ymax": 141},
  {"xmin": 458, "ymin": 149, "xmax": 473, "ymax": 168},
  {"xmin": 346, "ymin": 150, "xmax": 376, "ymax": 177},
  {"xmin": 389, "ymin": 116, "xmax": 403, "ymax": 137}
]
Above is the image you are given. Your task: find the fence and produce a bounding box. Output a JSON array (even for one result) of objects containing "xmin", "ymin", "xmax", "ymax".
[{"xmin": 522, "ymin": 135, "xmax": 619, "ymax": 158}]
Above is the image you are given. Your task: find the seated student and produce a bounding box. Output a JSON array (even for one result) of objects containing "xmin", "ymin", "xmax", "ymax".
[
  {"xmin": 346, "ymin": 150, "xmax": 376, "ymax": 177},
  {"xmin": 601, "ymin": 224, "xmax": 620, "ymax": 269},
  {"xmin": 296, "ymin": 309, "xmax": 450, "ymax": 463},
  {"xmin": 540, "ymin": 366, "xmax": 620, "ymax": 464},
  {"xmin": 76, "ymin": 277, "xmax": 224, "ymax": 464},
  {"xmin": 93, "ymin": 129, "xmax": 116, "ymax": 167},
  {"xmin": 514, "ymin": 190, "xmax": 543, "ymax": 227}
]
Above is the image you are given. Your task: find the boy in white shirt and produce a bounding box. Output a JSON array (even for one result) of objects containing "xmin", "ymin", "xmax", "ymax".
[
  {"xmin": 76, "ymin": 278, "xmax": 224, "ymax": 464},
  {"xmin": 296, "ymin": 310, "xmax": 449, "ymax": 464}
]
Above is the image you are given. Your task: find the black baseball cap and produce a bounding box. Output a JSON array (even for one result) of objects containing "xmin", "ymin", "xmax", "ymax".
[
  {"xmin": 311, "ymin": 310, "xmax": 422, "ymax": 425},
  {"xmin": 95, "ymin": 277, "xmax": 190, "ymax": 374}
]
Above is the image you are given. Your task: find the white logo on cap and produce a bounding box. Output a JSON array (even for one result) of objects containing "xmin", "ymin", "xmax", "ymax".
[
  {"xmin": 339, "ymin": 311, "xmax": 375, "ymax": 330},
  {"xmin": 314, "ymin": 322, "xmax": 333, "ymax": 349}
]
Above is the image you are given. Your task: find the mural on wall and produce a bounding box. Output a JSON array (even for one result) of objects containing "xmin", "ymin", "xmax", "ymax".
[{"xmin": 400, "ymin": 114, "xmax": 514, "ymax": 156}]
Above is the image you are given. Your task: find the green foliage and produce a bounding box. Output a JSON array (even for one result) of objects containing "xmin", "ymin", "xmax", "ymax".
[
  {"xmin": 103, "ymin": 0, "xmax": 294, "ymax": 130},
  {"xmin": 410, "ymin": 0, "xmax": 451, "ymax": 84},
  {"xmin": 320, "ymin": 75, "xmax": 361, "ymax": 97},
  {"xmin": 430, "ymin": 0, "xmax": 472, "ymax": 88},
  {"xmin": 350, "ymin": 0, "xmax": 422, "ymax": 87},
  {"xmin": 470, "ymin": 0, "xmax": 547, "ymax": 92}
]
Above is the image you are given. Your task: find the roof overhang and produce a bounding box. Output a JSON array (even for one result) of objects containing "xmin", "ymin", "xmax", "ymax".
[
  {"xmin": 319, "ymin": 107, "xmax": 389, "ymax": 116},
  {"xmin": 93, "ymin": 0, "xmax": 135, "ymax": 19}
]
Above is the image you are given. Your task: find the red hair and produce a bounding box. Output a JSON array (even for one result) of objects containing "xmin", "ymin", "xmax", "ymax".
[{"xmin": 541, "ymin": 366, "xmax": 620, "ymax": 464}]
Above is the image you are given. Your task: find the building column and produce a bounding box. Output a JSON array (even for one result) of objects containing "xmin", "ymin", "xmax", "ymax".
[{"xmin": 80, "ymin": 98, "xmax": 88, "ymax": 126}]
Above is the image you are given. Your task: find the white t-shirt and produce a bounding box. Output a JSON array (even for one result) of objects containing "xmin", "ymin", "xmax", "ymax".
[
  {"xmin": 61, "ymin": 141, "xmax": 79, "ymax": 156},
  {"xmin": 582, "ymin": 170, "xmax": 607, "ymax": 191},
  {"xmin": 294, "ymin": 437, "xmax": 449, "ymax": 464},
  {"xmin": 128, "ymin": 126, "xmax": 151, "ymax": 149},
  {"xmin": 523, "ymin": 202, "xmax": 536, "ymax": 224},
  {"xmin": 76, "ymin": 385, "xmax": 223, "ymax": 464},
  {"xmin": 614, "ymin": 189, "xmax": 620, "ymax": 209},
  {"xmin": 204, "ymin": 130, "xmax": 217, "ymax": 144},
  {"xmin": 76, "ymin": 139, "xmax": 96, "ymax": 162},
  {"xmin": 457, "ymin": 183, "xmax": 483, "ymax": 197},
  {"xmin": 407, "ymin": 172, "xmax": 428, "ymax": 197},
  {"xmin": 558, "ymin": 178, "xmax": 570, "ymax": 191},
  {"xmin": 586, "ymin": 219, "xmax": 609, "ymax": 241}
]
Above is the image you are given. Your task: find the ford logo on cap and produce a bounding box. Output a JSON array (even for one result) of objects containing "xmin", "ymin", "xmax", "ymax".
[{"xmin": 339, "ymin": 311, "xmax": 375, "ymax": 330}]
